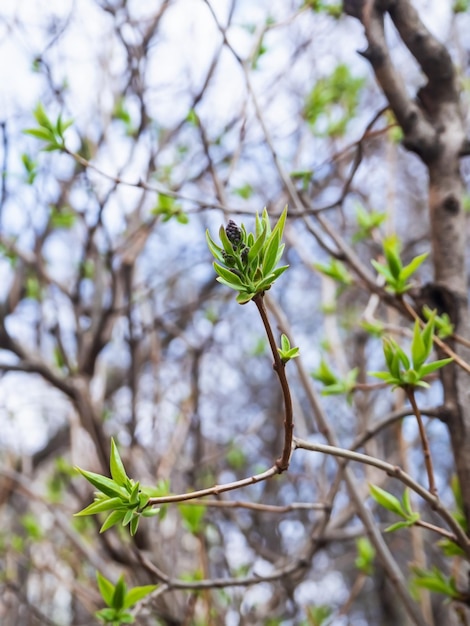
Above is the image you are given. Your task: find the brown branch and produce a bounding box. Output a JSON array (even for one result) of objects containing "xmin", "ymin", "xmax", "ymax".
[
  {"xmin": 147, "ymin": 465, "xmax": 278, "ymax": 506},
  {"xmin": 179, "ymin": 499, "xmax": 328, "ymax": 513},
  {"xmin": 352, "ymin": 1, "xmax": 438, "ymax": 159},
  {"xmin": 135, "ymin": 546, "xmax": 308, "ymax": 591},
  {"xmin": 293, "ymin": 437, "xmax": 470, "ymax": 559},
  {"xmin": 406, "ymin": 387, "xmax": 437, "ymax": 497},
  {"xmin": 253, "ymin": 293, "xmax": 294, "ymax": 472}
]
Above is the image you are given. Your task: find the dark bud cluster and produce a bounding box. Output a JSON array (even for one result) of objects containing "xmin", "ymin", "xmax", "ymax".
[
  {"xmin": 226, "ymin": 220, "xmax": 242, "ymax": 247},
  {"xmin": 222, "ymin": 251, "xmax": 236, "ymax": 267},
  {"xmin": 241, "ymin": 246, "xmax": 249, "ymax": 265}
]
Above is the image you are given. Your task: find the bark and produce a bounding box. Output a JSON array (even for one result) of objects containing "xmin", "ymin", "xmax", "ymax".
[{"xmin": 345, "ymin": 1, "xmax": 470, "ymax": 525}]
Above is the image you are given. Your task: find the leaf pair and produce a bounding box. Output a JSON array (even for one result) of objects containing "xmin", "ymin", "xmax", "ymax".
[
  {"xmin": 370, "ymin": 313, "xmax": 452, "ymax": 389},
  {"xmin": 369, "ymin": 485, "xmax": 420, "ymax": 532},
  {"xmin": 151, "ymin": 193, "xmax": 189, "ymax": 224},
  {"xmin": 96, "ymin": 571, "xmax": 157, "ymax": 624},
  {"xmin": 277, "ymin": 333, "xmax": 300, "ymax": 363},
  {"xmin": 75, "ymin": 439, "xmax": 161, "ymax": 536},
  {"xmin": 313, "ymin": 258, "xmax": 353, "ymax": 286},
  {"xmin": 311, "ymin": 358, "xmax": 358, "ymax": 398},
  {"xmin": 371, "ymin": 235, "xmax": 428, "ymax": 295},
  {"xmin": 24, "ymin": 103, "xmax": 72, "ymax": 152},
  {"xmin": 206, "ymin": 207, "xmax": 289, "ymax": 304}
]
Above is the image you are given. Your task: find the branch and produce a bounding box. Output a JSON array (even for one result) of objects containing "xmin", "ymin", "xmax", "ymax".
[
  {"xmin": 293, "ymin": 437, "xmax": 470, "ymax": 558},
  {"xmin": 135, "ymin": 547, "xmax": 308, "ymax": 591},
  {"xmin": 147, "ymin": 465, "xmax": 279, "ymax": 506},
  {"xmin": 253, "ymin": 294, "xmax": 294, "ymax": 471},
  {"xmin": 352, "ymin": 1, "xmax": 438, "ymax": 159}
]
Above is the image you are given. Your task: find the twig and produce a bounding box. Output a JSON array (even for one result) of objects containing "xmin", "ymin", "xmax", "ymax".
[
  {"xmin": 147, "ymin": 465, "xmax": 278, "ymax": 506},
  {"xmin": 406, "ymin": 387, "xmax": 437, "ymax": 497},
  {"xmin": 253, "ymin": 293, "xmax": 294, "ymax": 471},
  {"xmin": 293, "ymin": 437, "xmax": 470, "ymax": 558},
  {"xmin": 402, "ymin": 298, "xmax": 470, "ymax": 375},
  {"xmin": 179, "ymin": 499, "xmax": 328, "ymax": 513}
]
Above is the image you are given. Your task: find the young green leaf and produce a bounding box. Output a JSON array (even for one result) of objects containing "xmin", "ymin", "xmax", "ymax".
[
  {"xmin": 110, "ymin": 438, "xmax": 130, "ymax": 488},
  {"xmin": 75, "ymin": 467, "xmax": 128, "ymax": 499},
  {"xmin": 178, "ymin": 503, "xmax": 206, "ymax": 534},
  {"xmin": 400, "ymin": 253, "xmax": 429, "ymax": 281},
  {"xmin": 130, "ymin": 515, "xmax": 140, "ymax": 536},
  {"xmin": 410, "ymin": 319, "xmax": 426, "ymax": 371},
  {"xmin": 100, "ymin": 509, "xmax": 126, "ymax": 533},
  {"xmin": 75, "ymin": 497, "xmax": 125, "ymax": 517},
  {"xmin": 369, "ymin": 484, "xmax": 405, "ymax": 518},
  {"xmin": 111, "ymin": 575, "xmax": 127, "ymax": 611},
  {"xmin": 97, "ymin": 572, "xmax": 115, "ymax": 607},
  {"xmin": 123, "ymin": 585, "xmax": 158, "ymax": 609}
]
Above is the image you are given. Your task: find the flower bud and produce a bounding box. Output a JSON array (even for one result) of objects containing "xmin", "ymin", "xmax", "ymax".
[
  {"xmin": 225, "ymin": 220, "xmax": 242, "ymax": 247},
  {"xmin": 222, "ymin": 251, "xmax": 236, "ymax": 267}
]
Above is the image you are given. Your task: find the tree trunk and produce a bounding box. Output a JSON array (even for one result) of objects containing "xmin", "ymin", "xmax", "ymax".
[{"xmin": 345, "ymin": 0, "xmax": 470, "ymax": 528}]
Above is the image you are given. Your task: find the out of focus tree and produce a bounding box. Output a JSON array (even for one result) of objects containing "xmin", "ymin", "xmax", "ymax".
[{"xmin": 1, "ymin": 1, "xmax": 470, "ymax": 625}]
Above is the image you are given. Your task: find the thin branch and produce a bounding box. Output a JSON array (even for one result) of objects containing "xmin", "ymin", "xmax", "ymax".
[
  {"xmin": 181, "ymin": 499, "xmax": 328, "ymax": 513},
  {"xmin": 351, "ymin": 406, "xmax": 442, "ymax": 452},
  {"xmin": 265, "ymin": 297, "xmax": 430, "ymax": 626},
  {"xmin": 147, "ymin": 465, "xmax": 278, "ymax": 506},
  {"xmin": 406, "ymin": 387, "xmax": 437, "ymax": 497},
  {"xmin": 253, "ymin": 293, "xmax": 294, "ymax": 471},
  {"xmin": 135, "ymin": 547, "xmax": 308, "ymax": 591},
  {"xmin": 293, "ymin": 437, "xmax": 470, "ymax": 558}
]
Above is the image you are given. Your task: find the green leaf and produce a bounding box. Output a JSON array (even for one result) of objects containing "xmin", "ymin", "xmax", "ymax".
[
  {"xmin": 122, "ymin": 508, "xmax": 135, "ymax": 527},
  {"xmin": 205, "ymin": 230, "xmax": 224, "ymax": 261},
  {"xmin": 23, "ymin": 128, "xmax": 55, "ymax": 141},
  {"xmin": 270, "ymin": 206, "xmax": 288, "ymax": 242},
  {"xmin": 111, "ymin": 575, "xmax": 127, "ymax": 611},
  {"xmin": 129, "ymin": 480, "xmax": 140, "ymax": 504},
  {"xmin": 213, "ymin": 263, "xmax": 245, "ymax": 289},
  {"xmin": 311, "ymin": 358, "xmax": 337, "ymax": 386},
  {"xmin": 233, "ymin": 184, "xmax": 253, "ymax": 199},
  {"xmin": 314, "ymin": 259, "xmax": 353, "ymax": 285},
  {"xmin": 410, "ymin": 319, "xmax": 426, "ymax": 370},
  {"xmin": 269, "ymin": 264, "xmax": 289, "ymax": 280},
  {"xmin": 438, "ymin": 538, "xmax": 466, "ymax": 557},
  {"xmin": 383, "ymin": 236, "xmax": 402, "ymax": 279},
  {"xmin": 57, "ymin": 115, "xmax": 73, "ymax": 137},
  {"xmin": 178, "ymin": 503, "xmax": 206, "ymax": 534},
  {"xmin": 355, "ymin": 537, "xmax": 375, "ymax": 575},
  {"xmin": 97, "ymin": 571, "xmax": 115, "ymax": 607},
  {"xmin": 412, "ymin": 567, "xmax": 459, "ymax": 598},
  {"xmin": 75, "ymin": 467, "xmax": 128, "ymax": 499},
  {"xmin": 247, "ymin": 224, "xmax": 267, "ymax": 266},
  {"xmin": 130, "ymin": 515, "xmax": 140, "ymax": 536},
  {"xmin": 100, "ymin": 509, "xmax": 126, "ymax": 533},
  {"xmin": 400, "ymin": 253, "xmax": 429, "ymax": 282},
  {"xmin": 418, "ymin": 358, "xmax": 453, "ymax": 377},
  {"xmin": 262, "ymin": 229, "xmax": 281, "ymax": 276},
  {"xmin": 123, "ymin": 585, "xmax": 158, "ymax": 609},
  {"xmin": 393, "ymin": 340, "xmax": 410, "ymax": 370},
  {"xmin": 236, "ymin": 292, "xmax": 254, "ymax": 304},
  {"xmin": 219, "ymin": 224, "xmax": 237, "ymax": 255},
  {"xmin": 370, "ymin": 259, "xmax": 395, "ymax": 284},
  {"xmin": 141, "ymin": 507, "xmax": 161, "ymax": 518},
  {"xmin": 421, "ymin": 313, "xmax": 435, "ymax": 356},
  {"xmin": 33, "ymin": 103, "xmax": 55, "ymax": 131},
  {"xmin": 368, "ymin": 371, "xmax": 397, "ymax": 384},
  {"xmin": 96, "ymin": 607, "xmax": 118, "ymax": 622},
  {"xmin": 75, "ymin": 497, "xmax": 125, "ymax": 517},
  {"xmin": 280, "ymin": 334, "xmax": 291, "ymax": 352},
  {"xmin": 402, "ymin": 488, "xmax": 413, "ymax": 516},
  {"xmin": 369, "ymin": 484, "xmax": 405, "ymax": 518},
  {"xmin": 110, "ymin": 439, "xmax": 129, "ymax": 488}
]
